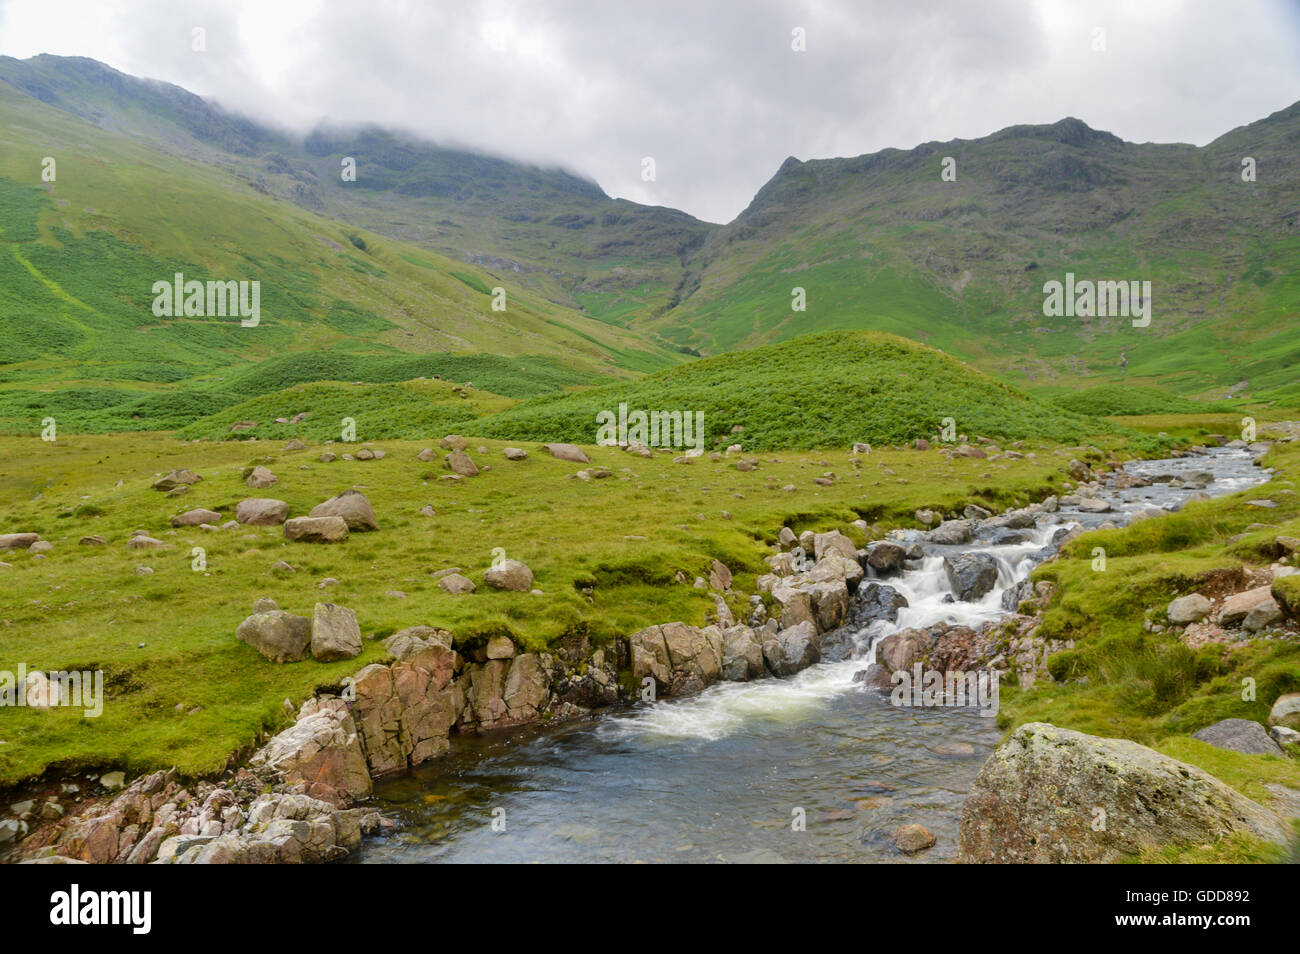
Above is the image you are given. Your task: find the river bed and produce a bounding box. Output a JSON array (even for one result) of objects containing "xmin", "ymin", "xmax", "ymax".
[{"xmin": 354, "ymin": 446, "xmax": 1269, "ymax": 863}]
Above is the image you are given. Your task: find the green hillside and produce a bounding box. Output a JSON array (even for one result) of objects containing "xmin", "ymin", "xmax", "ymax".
[
  {"xmin": 0, "ymin": 59, "xmax": 684, "ymax": 435},
  {"xmin": 639, "ymin": 112, "xmax": 1300, "ymax": 407},
  {"xmin": 474, "ymin": 330, "xmax": 1128, "ymax": 451}
]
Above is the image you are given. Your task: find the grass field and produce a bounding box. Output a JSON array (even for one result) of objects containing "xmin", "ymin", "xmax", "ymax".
[{"xmin": 0, "ymin": 422, "xmax": 1110, "ymax": 786}]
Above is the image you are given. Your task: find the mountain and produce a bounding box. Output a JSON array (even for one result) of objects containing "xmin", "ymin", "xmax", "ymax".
[
  {"xmin": 0, "ymin": 56, "xmax": 690, "ymax": 433},
  {"xmin": 2, "ymin": 53, "xmax": 1299, "ymax": 433},
  {"xmin": 641, "ymin": 107, "xmax": 1300, "ymax": 405}
]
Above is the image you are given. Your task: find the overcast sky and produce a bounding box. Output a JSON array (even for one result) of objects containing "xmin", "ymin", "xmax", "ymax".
[{"xmin": 2, "ymin": 0, "xmax": 1299, "ymax": 223}]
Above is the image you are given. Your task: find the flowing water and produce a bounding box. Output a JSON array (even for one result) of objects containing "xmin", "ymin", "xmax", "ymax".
[{"xmin": 354, "ymin": 447, "xmax": 1269, "ymax": 864}]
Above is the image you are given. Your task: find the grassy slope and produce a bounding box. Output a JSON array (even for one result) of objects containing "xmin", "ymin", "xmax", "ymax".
[
  {"xmin": 473, "ymin": 330, "xmax": 1142, "ymax": 451},
  {"xmin": 0, "ymin": 74, "xmax": 681, "ymax": 433}
]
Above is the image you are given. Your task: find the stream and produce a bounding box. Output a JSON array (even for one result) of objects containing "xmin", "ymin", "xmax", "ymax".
[{"xmin": 354, "ymin": 446, "xmax": 1269, "ymax": 863}]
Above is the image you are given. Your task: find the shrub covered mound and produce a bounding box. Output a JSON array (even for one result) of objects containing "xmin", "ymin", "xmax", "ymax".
[{"xmin": 475, "ymin": 330, "xmax": 1119, "ymax": 451}]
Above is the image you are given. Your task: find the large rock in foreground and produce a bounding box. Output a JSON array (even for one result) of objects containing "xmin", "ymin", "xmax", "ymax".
[{"xmin": 957, "ymin": 722, "xmax": 1290, "ymax": 863}]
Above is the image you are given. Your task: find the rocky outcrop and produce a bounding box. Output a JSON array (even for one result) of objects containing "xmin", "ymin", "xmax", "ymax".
[{"xmin": 957, "ymin": 723, "xmax": 1291, "ymax": 863}]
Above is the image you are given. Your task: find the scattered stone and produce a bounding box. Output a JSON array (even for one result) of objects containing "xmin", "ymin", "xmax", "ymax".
[
  {"xmin": 245, "ymin": 466, "xmax": 277, "ymax": 489},
  {"xmin": 310, "ymin": 603, "xmax": 363, "ymax": 662},
  {"xmin": 1166, "ymin": 593, "xmax": 1211, "ymax": 624},
  {"xmin": 439, "ymin": 435, "xmax": 468, "ymax": 451},
  {"xmin": 541, "ymin": 443, "xmax": 589, "ymax": 463},
  {"xmin": 236, "ymin": 498, "xmax": 289, "ymax": 526},
  {"xmin": 503, "ymin": 447, "xmax": 527, "ymax": 461},
  {"xmin": 309, "ymin": 490, "xmax": 378, "ymax": 531},
  {"xmin": 0, "ymin": 533, "xmax": 40, "ymax": 550},
  {"xmin": 152, "ymin": 470, "xmax": 201, "ymax": 492},
  {"xmin": 484, "ymin": 559, "xmax": 534, "ymax": 592},
  {"xmin": 1220, "ymin": 586, "xmax": 1278, "ymax": 626},
  {"xmin": 284, "ymin": 516, "xmax": 349, "ymax": 543},
  {"xmin": 445, "ymin": 451, "xmax": 479, "ymax": 477},
  {"xmin": 236, "ymin": 611, "xmax": 312, "ymax": 663},
  {"xmin": 437, "ymin": 573, "xmax": 476, "ymax": 594},
  {"xmin": 1192, "ymin": 718, "xmax": 1283, "ymax": 755},
  {"xmin": 172, "ymin": 508, "xmax": 222, "ymax": 527},
  {"xmin": 892, "ymin": 824, "xmax": 936, "ymax": 854},
  {"xmin": 1269, "ymin": 693, "xmax": 1300, "ymax": 730}
]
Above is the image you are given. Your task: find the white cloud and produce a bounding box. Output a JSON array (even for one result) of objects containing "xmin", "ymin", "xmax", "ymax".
[{"xmin": 1, "ymin": 0, "xmax": 1297, "ymax": 222}]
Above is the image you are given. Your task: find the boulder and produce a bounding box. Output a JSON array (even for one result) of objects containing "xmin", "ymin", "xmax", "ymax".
[
  {"xmin": 892, "ymin": 824, "xmax": 936, "ymax": 854},
  {"xmin": 284, "ymin": 438, "xmax": 307, "ymax": 451},
  {"xmin": 1192, "ymin": 718, "xmax": 1283, "ymax": 755},
  {"xmin": 928, "ymin": 520, "xmax": 971, "ymax": 545},
  {"xmin": 957, "ymin": 722, "xmax": 1290, "ymax": 863},
  {"xmin": 445, "ymin": 451, "xmax": 479, "ymax": 477},
  {"xmin": 1220, "ymin": 586, "xmax": 1278, "ymax": 626},
  {"xmin": 284, "ymin": 516, "xmax": 349, "ymax": 543},
  {"xmin": 0, "ymin": 533, "xmax": 40, "ymax": 549},
  {"xmin": 775, "ymin": 621, "xmax": 820, "ymax": 674},
  {"xmin": 1166, "ymin": 593, "xmax": 1211, "ymax": 624},
  {"xmin": 236, "ymin": 611, "xmax": 312, "ymax": 663},
  {"xmin": 854, "ymin": 582, "xmax": 909, "ymax": 626},
  {"xmin": 708, "ymin": 559, "xmax": 733, "ymax": 592},
  {"xmin": 720, "ymin": 625, "xmax": 766, "ymax": 681},
  {"xmin": 813, "ymin": 531, "xmax": 856, "ymax": 561},
  {"xmin": 437, "ymin": 573, "xmax": 476, "ymax": 594},
  {"xmin": 866, "ymin": 542, "xmax": 905, "ymax": 573},
  {"xmin": 483, "ymin": 559, "xmax": 534, "ymax": 592},
  {"xmin": 245, "ymin": 466, "xmax": 277, "ymax": 489},
  {"xmin": 439, "ymin": 435, "xmax": 468, "ymax": 451},
  {"xmin": 1269, "ymin": 693, "xmax": 1300, "ymax": 730},
  {"xmin": 417, "ymin": 448, "xmax": 438, "ymax": 462},
  {"xmin": 236, "ymin": 498, "xmax": 289, "ymax": 526},
  {"xmin": 503, "ymin": 447, "xmax": 527, "ymax": 461},
  {"xmin": 153, "ymin": 469, "xmax": 201, "ymax": 492},
  {"xmin": 875, "ymin": 627, "xmax": 936, "ymax": 673},
  {"xmin": 172, "ymin": 508, "xmax": 221, "ymax": 527},
  {"xmin": 1270, "ymin": 575, "xmax": 1300, "ymax": 621},
  {"xmin": 943, "ymin": 552, "xmax": 1000, "ymax": 602},
  {"xmin": 310, "ymin": 603, "xmax": 363, "ymax": 661},
  {"xmin": 541, "ymin": 443, "xmax": 589, "ymax": 463},
  {"xmin": 852, "ymin": 663, "xmax": 895, "ymax": 691},
  {"xmin": 308, "ymin": 490, "xmax": 378, "ymax": 531}
]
